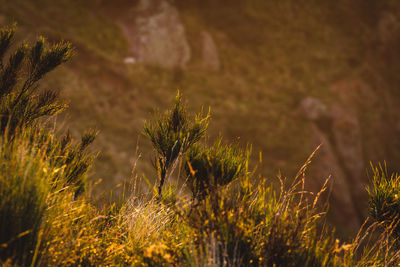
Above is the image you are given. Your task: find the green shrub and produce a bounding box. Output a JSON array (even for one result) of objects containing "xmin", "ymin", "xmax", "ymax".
[
  {"xmin": 367, "ymin": 164, "xmax": 400, "ymax": 239},
  {"xmin": 0, "ymin": 26, "xmax": 96, "ymax": 193},
  {"xmin": 142, "ymin": 93, "xmax": 341, "ymax": 266},
  {"xmin": 0, "ymin": 133, "xmax": 52, "ymax": 265},
  {"xmin": 185, "ymin": 139, "xmax": 247, "ymax": 200},
  {"xmin": 0, "ymin": 26, "xmax": 97, "ymax": 265},
  {"xmin": 35, "ymin": 129, "xmax": 97, "ymax": 194},
  {"xmin": 0, "ymin": 26, "xmax": 70, "ymax": 135},
  {"xmin": 0, "ymin": 127, "xmax": 98, "ymax": 265},
  {"xmin": 144, "ymin": 92, "xmax": 210, "ymax": 197},
  {"xmin": 186, "ymin": 150, "xmax": 338, "ymax": 266}
]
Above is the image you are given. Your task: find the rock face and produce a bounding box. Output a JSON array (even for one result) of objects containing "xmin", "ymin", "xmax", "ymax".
[
  {"xmin": 119, "ymin": 0, "xmax": 191, "ymax": 68},
  {"xmin": 300, "ymin": 82, "xmax": 372, "ymax": 233},
  {"xmin": 378, "ymin": 12, "xmax": 400, "ymax": 44},
  {"xmin": 201, "ymin": 30, "xmax": 220, "ymax": 71},
  {"xmin": 308, "ymin": 124, "xmax": 361, "ymax": 233}
]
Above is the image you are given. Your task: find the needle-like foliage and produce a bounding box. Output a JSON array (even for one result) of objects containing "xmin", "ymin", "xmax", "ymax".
[
  {"xmin": 0, "ymin": 27, "xmax": 97, "ymax": 266},
  {"xmin": 144, "ymin": 92, "xmax": 210, "ymax": 197},
  {"xmin": 0, "ymin": 27, "xmax": 71, "ymax": 135},
  {"xmin": 185, "ymin": 139, "xmax": 247, "ymax": 200}
]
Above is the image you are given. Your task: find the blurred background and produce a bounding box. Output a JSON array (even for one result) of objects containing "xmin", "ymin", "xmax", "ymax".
[{"xmin": 2, "ymin": 0, "xmax": 400, "ymax": 238}]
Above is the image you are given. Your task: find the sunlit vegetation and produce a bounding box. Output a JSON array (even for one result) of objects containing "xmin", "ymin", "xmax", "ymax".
[{"xmin": 1, "ymin": 27, "xmax": 400, "ymax": 266}]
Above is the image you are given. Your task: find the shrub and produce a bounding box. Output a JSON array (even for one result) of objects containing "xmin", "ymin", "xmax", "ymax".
[
  {"xmin": 367, "ymin": 163, "xmax": 400, "ymax": 240},
  {"xmin": 144, "ymin": 92, "xmax": 210, "ymax": 197},
  {"xmin": 0, "ymin": 127, "xmax": 98, "ymax": 265},
  {"xmin": 142, "ymin": 93, "xmax": 342, "ymax": 266},
  {"xmin": 0, "ymin": 27, "xmax": 70, "ymax": 135},
  {"xmin": 0, "ymin": 26, "xmax": 96, "ymax": 192},
  {"xmin": 0, "ymin": 26, "xmax": 96, "ymax": 265},
  {"xmin": 186, "ymin": 150, "xmax": 338, "ymax": 266},
  {"xmin": 0, "ymin": 134, "xmax": 52, "ymax": 265},
  {"xmin": 185, "ymin": 139, "xmax": 247, "ymax": 200},
  {"xmin": 35, "ymin": 129, "xmax": 97, "ymax": 194}
]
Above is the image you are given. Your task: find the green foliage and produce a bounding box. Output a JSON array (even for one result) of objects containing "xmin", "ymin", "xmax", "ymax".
[
  {"xmin": 0, "ymin": 27, "xmax": 97, "ymax": 266},
  {"xmin": 185, "ymin": 139, "xmax": 247, "ymax": 200},
  {"xmin": 0, "ymin": 134, "xmax": 52, "ymax": 265},
  {"xmin": 186, "ymin": 152, "xmax": 337, "ymax": 266},
  {"xmin": 0, "ymin": 26, "xmax": 95, "ymax": 193},
  {"xmin": 0, "ymin": 26, "xmax": 71, "ymax": 135},
  {"xmin": 143, "ymin": 94, "xmax": 343, "ymax": 265},
  {"xmin": 34, "ymin": 128, "xmax": 97, "ymax": 194},
  {"xmin": 144, "ymin": 92, "xmax": 210, "ymax": 197},
  {"xmin": 367, "ymin": 164, "xmax": 400, "ymax": 239},
  {"xmin": 0, "ymin": 127, "xmax": 97, "ymax": 265}
]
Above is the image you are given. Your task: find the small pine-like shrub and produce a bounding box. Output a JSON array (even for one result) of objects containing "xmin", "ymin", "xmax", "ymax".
[
  {"xmin": 0, "ymin": 27, "xmax": 70, "ymax": 135},
  {"xmin": 37, "ymin": 129, "xmax": 97, "ymax": 194},
  {"xmin": 144, "ymin": 92, "xmax": 210, "ymax": 197},
  {"xmin": 0, "ymin": 26, "xmax": 96, "ymax": 266},
  {"xmin": 185, "ymin": 139, "xmax": 247, "ymax": 200},
  {"xmin": 0, "ymin": 26, "xmax": 96, "ymax": 192}
]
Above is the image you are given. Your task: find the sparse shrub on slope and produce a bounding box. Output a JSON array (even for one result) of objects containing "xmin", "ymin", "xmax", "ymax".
[
  {"xmin": 0, "ymin": 133, "xmax": 52, "ymax": 265},
  {"xmin": 144, "ymin": 92, "xmax": 210, "ymax": 197},
  {"xmin": 33, "ymin": 128, "xmax": 97, "ymax": 195},
  {"xmin": 0, "ymin": 26, "xmax": 70, "ymax": 135},
  {"xmin": 332, "ymin": 163, "xmax": 400, "ymax": 266},
  {"xmin": 143, "ymin": 96, "xmax": 400, "ymax": 266},
  {"xmin": 0, "ymin": 26, "xmax": 97, "ymax": 191},
  {"xmin": 143, "ymin": 95, "xmax": 340, "ymax": 266},
  {"xmin": 185, "ymin": 139, "xmax": 247, "ymax": 200},
  {"xmin": 367, "ymin": 164, "xmax": 400, "ymax": 239},
  {"xmin": 0, "ymin": 26, "xmax": 98, "ymax": 266},
  {"xmin": 185, "ymin": 150, "xmax": 338, "ymax": 266},
  {"xmin": 0, "ymin": 128, "xmax": 97, "ymax": 266}
]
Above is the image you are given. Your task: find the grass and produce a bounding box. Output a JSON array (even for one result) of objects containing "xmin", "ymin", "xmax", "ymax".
[
  {"xmin": 3, "ymin": 129, "xmax": 400, "ymax": 265},
  {"xmin": 0, "ymin": 132, "xmax": 52, "ymax": 265},
  {"xmin": 1, "ymin": 79, "xmax": 400, "ymax": 265}
]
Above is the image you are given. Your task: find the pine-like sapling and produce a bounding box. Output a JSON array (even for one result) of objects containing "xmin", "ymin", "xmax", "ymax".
[
  {"xmin": 0, "ymin": 26, "xmax": 71, "ymax": 135},
  {"xmin": 144, "ymin": 92, "xmax": 210, "ymax": 197},
  {"xmin": 185, "ymin": 139, "xmax": 247, "ymax": 200}
]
